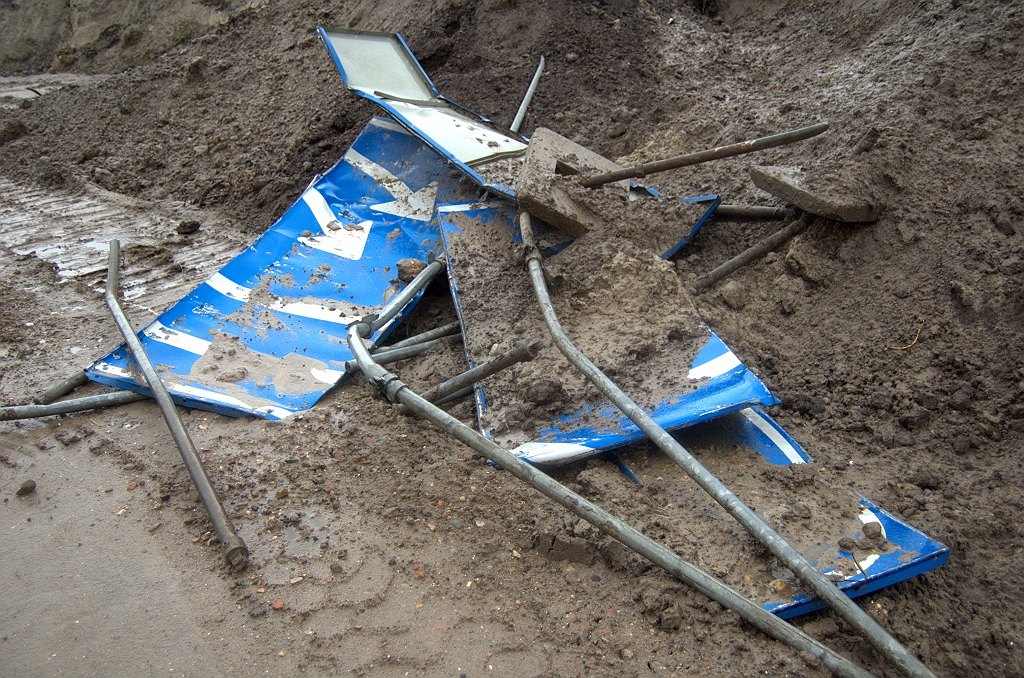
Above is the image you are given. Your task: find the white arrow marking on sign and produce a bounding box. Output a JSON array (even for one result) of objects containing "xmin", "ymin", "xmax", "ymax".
[{"xmin": 344, "ymin": 148, "xmax": 437, "ymax": 222}]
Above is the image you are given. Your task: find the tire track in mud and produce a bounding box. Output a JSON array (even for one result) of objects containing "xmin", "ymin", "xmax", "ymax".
[{"xmin": 0, "ymin": 177, "xmax": 248, "ymax": 317}]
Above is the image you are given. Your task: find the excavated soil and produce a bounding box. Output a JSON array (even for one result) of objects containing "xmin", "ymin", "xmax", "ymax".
[{"xmin": 2, "ymin": 1, "xmax": 1024, "ymax": 677}]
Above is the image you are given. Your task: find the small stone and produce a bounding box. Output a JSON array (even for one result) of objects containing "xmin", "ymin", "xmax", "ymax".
[
  {"xmin": 93, "ymin": 167, "xmax": 114, "ymax": 187},
  {"xmin": 607, "ymin": 122, "xmax": 628, "ymax": 139},
  {"xmin": 565, "ymin": 52, "xmax": 579, "ymax": 62},
  {"xmin": 176, "ymin": 220, "xmax": 201, "ymax": 235},
  {"xmin": 275, "ymin": 488, "xmax": 289, "ymax": 499},
  {"xmin": 147, "ymin": 522, "xmax": 163, "ymax": 533},
  {"xmin": 610, "ymin": 107, "xmax": 632, "ymax": 123},
  {"xmin": 862, "ymin": 521, "xmax": 883, "ymax": 540},
  {"xmin": 16, "ymin": 479, "xmax": 36, "ymax": 496},
  {"xmin": 524, "ymin": 378, "xmax": 564, "ymax": 406},
  {"xmin": 0, "ymin": 119, "xmax": 27, "ymax": 145},
  {"xmin": 248, "ymin": 605, "xmax": 268, "ymax": 618},
  {"xmin": 184, "ymin": 56, "xmax": 207, "ymax": 82},
  {"xmin": 909, "ymin": 469, "xmax": 941, "ymax": 490},
  {"xmin": 899, "ymin": 407, "xmax": 931, "ymax": 430},
  {"xmin": 451, "ymin": 520, "xmax": 463, "ymax": 529},
  {"xmin": 330, "ymin": 562, "xmax": 344, "ymax": 573},
  {"xmin": 395, "ymin": 258, "xmax": 427, "ymax": 283},
  {"xmin": 855, "ymin": 535, "xmax": 877, "ymax": 550},
  {"xmin": 838, "ymin": 537, "xmax": 856, "ymax": 551},
  {"xmin": 949, "ymin": 388, "xmax": 974, "ymax": 411},
  {"xmin": 1000, "ymin": 255, "xmax": 1021, "ymax": 275},
  {"xmin": 720, "ymin": 280, "xmax": 746, "ymax": 310},
  {"xmin": 272, "ymin": 599, "xmax": 285, "ymax": 610},
  {"xmin": 659, "ymin": 604, "xmax": 683, "ymax": 631},
  {"xmin": 952, "ymin": 435, "xmax": 972, "ymax": 454},
  {"xmin": 791, "ymin": 501, "xmax": 812, "ymax": 519},
  {"xmin": 867, "ymin": 389, "xmax": 892, "ymax": 410},
  {"xmin": 620, "ymin": 648, "xmax": 634, "ymax": 660}
]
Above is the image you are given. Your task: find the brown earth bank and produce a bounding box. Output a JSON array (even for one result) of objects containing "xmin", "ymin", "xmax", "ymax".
[{"xmin": 1, "ymin": 0, "xmax": 1023, "ymax": 677}]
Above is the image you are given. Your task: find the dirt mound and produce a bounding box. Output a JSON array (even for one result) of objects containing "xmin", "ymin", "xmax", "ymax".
[{"xmin": 2, "ymin": 0, "xmax": 1024, "ymax": 677}]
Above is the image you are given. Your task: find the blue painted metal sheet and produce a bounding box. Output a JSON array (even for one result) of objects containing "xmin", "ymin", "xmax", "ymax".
[
  {"xmin": 766, "ymin": 498, "xmax": 950, "ymax": 619},
  {"xmin": 318, "ymin": 27, "xmax": 527, "ymax": 198},
  {"xmin": 85, "ymin": 117, "xmax": 475, "ymax": 419},
  {"xmin": 671, "ymin": 409, "xmax": 948, "ymax": 616}
]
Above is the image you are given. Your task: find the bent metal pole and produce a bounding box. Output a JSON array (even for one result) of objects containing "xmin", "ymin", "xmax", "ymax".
[
  {"xmin": 104, "ymin": 240, "xmax": 248, "ymax": 570},
  {"xmin": 344, "ymin": 320, "xmax": 874, "ymax": 678},
  {"xmin": 517, "ymin": 213, "xmax": 936, "ymax": 678},
  {"xmin": 580, "ymin": 122, "xmax": 829, "ymax": 188}
]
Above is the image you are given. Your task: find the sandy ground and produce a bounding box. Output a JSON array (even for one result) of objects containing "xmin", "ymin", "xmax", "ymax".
[{"xmin": 2, "ymin": 1, "xmax": 1024, "ymax": 677}]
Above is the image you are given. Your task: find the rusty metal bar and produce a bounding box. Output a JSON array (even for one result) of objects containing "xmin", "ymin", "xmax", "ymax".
[
  {"xmin": 693, "ymin": 217, "xmax": 808, "ymax": 293},
  {"xmin": 580, "ymin": 122, "xmax": 829, "ymax": 188},
  {"xmin": 715, "ymin": 205, "xmax": 797, "ymax": 220}
]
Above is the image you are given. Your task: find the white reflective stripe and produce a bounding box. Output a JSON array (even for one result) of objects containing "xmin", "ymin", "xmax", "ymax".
[
  {"xmin": 857, "ymin": 553, "xmax": 880, "ymax": 572},
  {"xmin": 740, "ymin": 408, "xmax": 805, "ymax": 464},
  {"xmin": 302, "ymin": 186, "xmax": 374, "ymax": 258},
  {"xmin": 301, "ymin": 187, "xmax": 339, "ymax": 228},
  {"xmin": 512, "ymin": 441, "xmax": 595, "ymax": 465},
  {"xmin": 688, "ymin": 349, "xmax": 741, "ymax": 379},
  {"xmin": 91, "ymin": 362, "xmax": 134, "ymax": 379},
  {"xmin": 344, "ymin": 148, "xmax": 437, "ymax": 221},
  {"xmin": 438, "ymin": 202, "xmax": 501, "ymax": 213},
  {"xmin": 858, "ymin": 508, "xmax": 887, "ymax": 540},
  {"xmin": 168, "ymin": 383, "xmax": 295, "ymax": 420},
  {"xmin": 205, "ymin": 273, "xmax": 251, "ymax": 302},
  {"xmin": 369, "ymin": 118, "xmax": 412, "ymax": 135},
  {"xmin": 141, "ymin": 321, "xmax": 211, "ymax": 356},
  {"xmin": 310, "ymin": 368, "xmax": 345, "ymax": 384},
  {"xmin": 297, "ymin": 218, "xmax": 373, "ymax": 260},
  {"xmin": 270, "ymin": 301, "xmax": 361, "ymax": 325}
]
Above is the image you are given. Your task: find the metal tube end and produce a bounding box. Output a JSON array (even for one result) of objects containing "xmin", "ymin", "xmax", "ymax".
[{"xmin": 224, "ymin": 538, "xmax": 249, "ymax": 570}]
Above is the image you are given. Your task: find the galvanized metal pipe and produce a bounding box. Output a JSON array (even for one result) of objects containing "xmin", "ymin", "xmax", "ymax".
[
  {"xmin": 345, "ymin": 340, "xmax": 439, "ymax": 373},
  {"xmin": 368, "ymin": 259, "xmax": 445, "ymax": 333},
  {"xmin": 2, "ymin": 390, "xmax": 149, "ymax": 421},
  {"xmin": 419, "ymin": 339, "xmax": 542, "ymax": 404},
  {"xmin": 105, "ymin": 240, "xmax": 248, "ymax": 570},
  {"xmin": 510, "ymin": 56, "xmax": 545, "ymax": 134},
  {"xmin": 715, "ymin": 205, "xmax": 797, "ymax": 220},
  {"xmin": 434, "ymin": 385, "xmax": 474, "ymax": 407},
  {"xmin": 34, "ymin": 370, "xmax": 89, "ymax": 405},
  {"xmin": 385, "ymin": 321, "xmax": 461, "ymax": 350},
  {"xmin": 345, "ymin": 320, "xmax": 874, "ymax": 678},
  {"xmin": 692, "ymin": 217, "xmax": 808, "ymax": 293},
  {"xmin": 580, "ymin": 122, "xmax": 829, "ymax": 188},
  {"xmin": 518, "ymin": 212, "xmax": 934, "ymax": 678}
]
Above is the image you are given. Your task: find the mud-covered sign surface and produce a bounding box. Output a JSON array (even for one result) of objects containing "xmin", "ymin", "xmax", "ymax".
[{"xmin": 86, "ymin": 117, "xmax": 475, "ymax": 418}]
